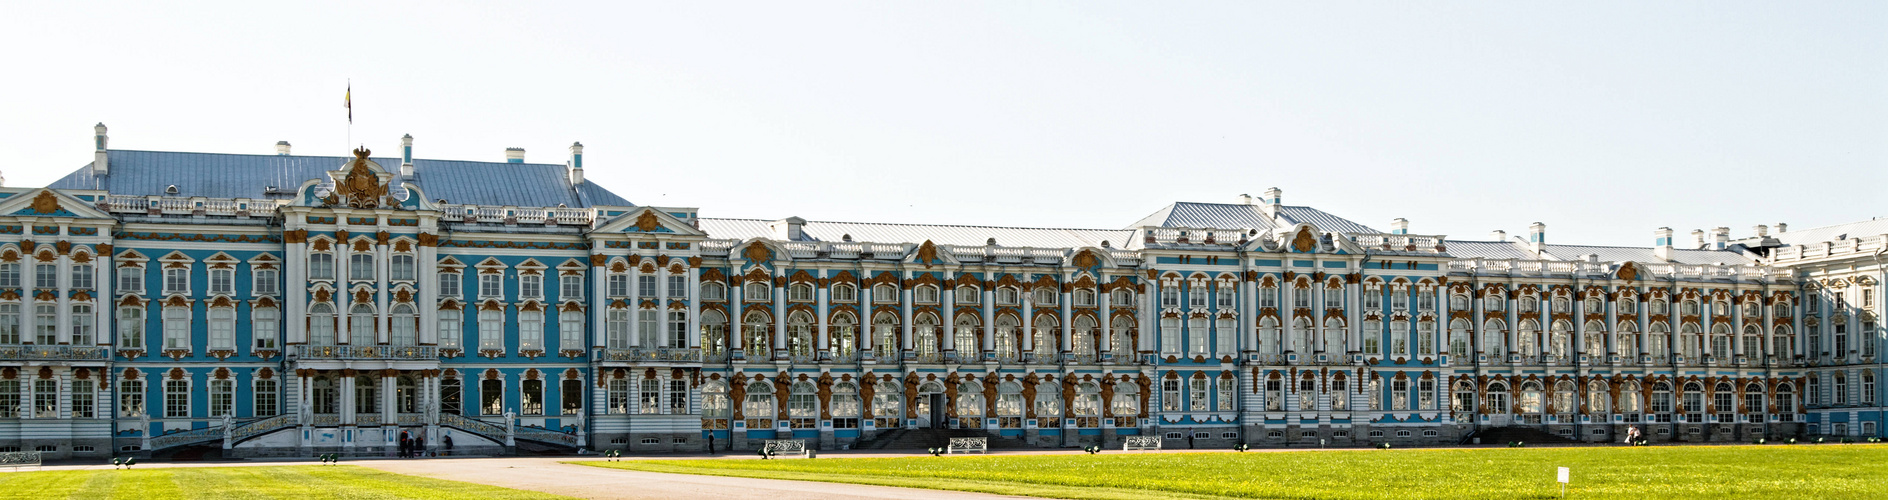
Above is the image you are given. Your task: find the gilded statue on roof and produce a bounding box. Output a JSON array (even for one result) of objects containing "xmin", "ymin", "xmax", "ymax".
[{"xmin": 327, "ymin": 146, "xmax": 389, "ymax": 208}]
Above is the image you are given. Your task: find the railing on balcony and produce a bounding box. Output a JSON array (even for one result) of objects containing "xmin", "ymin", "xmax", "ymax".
[
  {"xmin": 292, "ymin": 345, "xmax": 437, "ymax": 360},
  {"xmin": 600, "ymin": 347, "xmax": 703, "ymax": 362},
  {"xmin": 102, "ymin": 195, "xmax": 282, "ymax": 218},
  {"xmin": 0, "ymin": 345, "xmax": 110, "ymax": 361}
]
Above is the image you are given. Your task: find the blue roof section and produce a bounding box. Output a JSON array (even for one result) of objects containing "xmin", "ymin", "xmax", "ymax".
[
  {"xmin": 48, "ymin": 150, "xmax": 633, "ymax": 208},
  {"xmin": 1127, "ymin": 201, "xmax": 1381, "ymax": 234}
]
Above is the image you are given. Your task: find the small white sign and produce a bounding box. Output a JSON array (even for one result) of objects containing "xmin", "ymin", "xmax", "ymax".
[{"xmin": 1557, "ymin": 467, "xmax": 1570, "ymax": 484}]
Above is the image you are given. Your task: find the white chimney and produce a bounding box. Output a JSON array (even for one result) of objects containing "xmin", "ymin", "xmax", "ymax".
[
  {"xmin": 1260, "ymin": 187, "xmax": 1283, "ymax": 217},
  {"xmin": 769, "ymin": 217, "xmax": 806, "ymax": 241},
  {"xmin": 1653, "ymin": 227, "xmax": 1674, "ymax": 261},
  {"xmin": 276, "ymin": 141, "xmax": 291, "ymax": 156},
  {"xmin": 1390, "ymin": 218, "xmax": 1409, "ymax": 235},
  {"xmin": 400, "ymin": 134, "xmax": 415, "ymax": 177},
  {"xmin": 1489, "ymin": 229, "xmax": 1507, "ymax": 241},
  {"xmin": 1712, "ymin": 227, "xmax": 1730, "ymax": 249},
  {"xmin": 568, "ymin": 142, "xmax": 585, "ymax": 185},
  {"xmin": 1235, "ymin": 193, "xmax": 1254, "ymax": 205},
  {"xmin": 1776, "ymin": 222, "xmax": 1788, "ymax": 233},
  {"xmin": 1753, "ymin": 225, "xmax": 1769, "ymax": 238},
  {"xmin": 505, "ymin": 147, "xmax": 525, "ymax": 163},
  {"xmin": 93, "ymin": 123, "xmax": 109, "ymax": 176},
  {"xmin": 1528, "ymin": 222, "xmax": 1546, "ymax": 254},
  {"xmin": 1691, "ymin": 229, "xmax": 1706, "ymax": 249}
]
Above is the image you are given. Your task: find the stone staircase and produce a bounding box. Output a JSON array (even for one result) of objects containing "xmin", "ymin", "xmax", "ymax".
[
  {"xmin": 1467, "ymin": 426, "xmax": 1579, "ymax": 445},
  {"xmin": 853, "ymin": 428, "xmax": 1031, "ymax": 450}
]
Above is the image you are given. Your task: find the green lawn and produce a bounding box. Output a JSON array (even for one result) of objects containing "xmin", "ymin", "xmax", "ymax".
[
  {"xmin": 0, "ymin": 465, "xmax": 570, "ymax": 500},
  {"xmin": 578, "ymin": 444, "xmax": 1888, "ymax": 500}
]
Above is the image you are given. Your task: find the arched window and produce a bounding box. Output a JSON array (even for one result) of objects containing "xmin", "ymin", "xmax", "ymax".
[
  {"xmin": 954, "ymin": 314, "xmax": 981, "ymax": 356},
  {"xmin": 1710, "ymin": 323, "xmax": 1732, "ymax": 360},
  {"xmin": 1617, "ymin": 380, "xmax": 1642, "ymax": 414},
  {"xmin": 871, "ymin": 380, "xmax": 902, "ymax": 427},
  {"xmin": 1548, "ymin": 320, "xmax": 1572, "ymax": 359},
  {"xmin": 1110, "ymin": 316, "xmax": 1134, "ymax": 358},
  {"xmin": 1517, "ymin": 319, "xmax": 1541, "ymax": 356},
  {"xmin": 1776, "ymin": 383, "xmax": 1796, "ymax": 414},
  {"xmin": 1583, "ymin": 321, "xmax": 1606, "ymax": 355},
  {"xmin": 955, "ymin": 382, "xmax": 985, "ymax": 425},
  {"xmin": 1518, "ymin": 381, "xmax": 1544, "ymax": 414},
  {"xmin": 1070, "ymin": 287, "xmax": 1094, "ymax": 307},
  {"xmin": 347, "ymin": 304, "xmax": 377, "ymax": 344},
  {"xmin": 1714, "ymin": 382, "xmax": 1734, "ymax": 416},
  {"xmin": 1679, "ymin": 323, "xmax": 1703, "ymax": 360},
  {"xmin": 1584, "ymin": 297, "xmax": 1603, "ymax": 315},
  {"xmin": 1073, "ymin": 381, "xmax": 1102, "ymax": 423},
  {"xmin": 309, "ymin": 303, "xmax": 336, "ymax": 345},
  {"xmin": 997, "ymin": 286, "xmax": 1019, "ymax": 305},
  {"xmin": 1519, "ymin": 296, "xmax": 1538, "ymax": 313},
  {"xmin": 873, "ymin": 284, "xmax": 898, "ymax": 303},
  {"xmin": 914, "ymin": 285, "xmax": 939, "ymax": 304},
  {"xmin": 788, "ymin": 283, "xmax": 814, "ymax": 302},
  {"xmin": 1681, "ymin": 300, "xmax": 1700, "ymax": 316},
  {"xmin": 1483, "ymin": 319, "xmax": 1507, "ymax": 354},
  {"xmin": 1292, "ymin": 317, "xmax": 1314, "ymax": 353},
  {"xmin": 742, "ymin": 381, "xmax": 775, "ymax": 429},
  {"xmin": 701, "ymin": 381, "xmax": 730, "ymax": 421},
  {"xmin": 1618, "ymin": 296, "xmax": 1637, "ymax": 314},
  {"xmin": 995, "ymin": 314, "xmax": 1021, "ymax": 362},
  {"xmin": 1448, "ymin": 319, "xmax": 1471, "ymax": 358},
  {"xmin": 831, "ymin": 313, "xmax": 857, "ymax": 360},
  {"xmin": 831, "ymin": 382, "xmax": 861, "ymax": 427},
  {"xmin": 1450, "ymin": 293, "xmax": 1469, "ymax": 311},
  {"xmin": 873, "ymin": 313, "xmax": 899, "ymax": 360},
  {"xmin": 1616, "ymin": 322, "xmax": 1639, "ymax": 356},
  {"xmin": 1587, "ymin": 380, "xmax": 1609, "ymax": 414},
  {"xmin": 1486, "ymin": 382, "xmax": 1510, "ymax": 414},
  {"xmin": 830, "ymin": 283, "xmax": 856, "ymax": 302},
  {"xmin": 788, "ymin": 381, "xmax": 818, "ymax": 428},
  {"xmin": 1260, "ymin": 316, "xmax": 1283, "ymax": 355},
  {"xmin": 786, "ymin": 311, "xmax": 814, "ymax": 361},
  {"xmin": 1650, "ymin": 382, "xmax": 1673, "ymax": 414},
  {"xmin": 1452, "ymin": 380, "xmax": 1476, "ymax": 413},
  {"xmin": 743, "ymin": 311, "xmax": 770, "ymax": 355},
  {"xmin": 914, "ymin": 313, "xmax": 941, "ymax": 361},
  {"xmin": 1773, "ymin": 325, "xmax": 1794, "ymax": 359},
  {"xmin": 1033, "ymin": 314, "xmax": 1059, "ymax": 357},
  {"xmin": 1110, "ymin": 288, "xmax": 1134, "ymax": 307},
  {"xmin": 1111, "ymin": 381, "xmax": 1139, "ymax": 418},
  {"xmin": 1682, "ymin": 381, "xmax": 1705, "ymax": 415},
  {"xmin": 744, "ymin": 282, "xmax": 770, "ymax": 301},
  {"xmin": 1033, "ymin": 380, "xmax": 1061, "ymax": 423},
  {"xmin": 995, "ymin": 381, "xmax": 1025, "ymax": 419},
  {"xmin": 390, "ymin": 304, "xmax": 417, "ymax": 346},
  {"xmin": 1322, "ymin": 318, "xmax": 1345, "ymax": 353},
  {"xmin": 1034, "ymin": 287, "xmax": 1058, "ymax": 307},
  {"xmin": 1074, "ymin": 315, "xmax": 1100, "ymax": 359},
  {"xmin": 1648, "ymin": 323, "xmax": 1671, "ymax": 358},
  {"xmin": 700, "ymin": 282, "xmax": 726, "ymax": 301},
  {"xmin": 1552, "ymin": 380, "xmax": 1575, "ymax": 414},
  {"xmin": 955, "ymin": 285, "xmax": 980, "ymax": 301},
  {"xmin": 700, "ymin": 310, "xmax": 727, "ymax": 357}
]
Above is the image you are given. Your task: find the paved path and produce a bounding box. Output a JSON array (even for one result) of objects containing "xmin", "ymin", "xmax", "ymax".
[{"xmin": 359, "ymin": 456, "xmax": 1032, "ymax": 500}]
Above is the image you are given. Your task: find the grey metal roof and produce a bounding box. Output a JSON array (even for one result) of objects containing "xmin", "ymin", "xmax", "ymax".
[
  {"xmin": 1729, "ymin": 218, "xmax": 1888, "ymax": 248},
  {"xmin": 699, "ymin": 218, "xmax": 1135, "ymax": 249},
  {"xmin": 1444, "ymin": 239, "xmax": 1539, "ymax": 260},
  {"xmin": 48, "ymin": 150, "xmax": 633, "ymax": 208},
  {"xmin": 1127, "ymin": 201, "xmax": 1380, "ymax": 234},
  {"xmin": 1538, "ymin": 244, "xmax": 1755, "ymax": 265}
]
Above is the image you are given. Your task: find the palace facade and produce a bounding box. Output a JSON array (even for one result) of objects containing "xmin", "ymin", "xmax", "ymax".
[{"xmin": 0, "ymin": 125, "xmax": 1880, "ymax": 458}]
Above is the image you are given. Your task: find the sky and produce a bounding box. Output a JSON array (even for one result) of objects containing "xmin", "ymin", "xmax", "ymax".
[{"xmin": 2, "ymin": 1, "xmax": 1883, "ymax": 247}]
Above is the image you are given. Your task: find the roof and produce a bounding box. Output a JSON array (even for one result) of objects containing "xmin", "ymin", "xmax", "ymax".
[
  {"xmin": 1729, "ymin": 218, "xmax": 1888, "ymax": 248},
  {"xmin": 1127, "ymin": 201, "xmax": 1380, "ymax": 234},
  {"xmin": 1443, "ymin": 239, "xmax": 1539, "ymax": 260},
  {"xmin": 1537, "ymin": 243, "xmax": 1755, "ymax": 265},
  {"xmin": 699, "ymin": 218, "xmax": 1135, "ymax": 248},
  {"xmin": 48, "ymin": 150, "xmax": 633, "ymax": 208}
]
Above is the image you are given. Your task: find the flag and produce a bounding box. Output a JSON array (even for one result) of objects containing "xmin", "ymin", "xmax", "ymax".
[{"xmin": 344, "ymin": 82, "xmax": 352, "ymax": 123}]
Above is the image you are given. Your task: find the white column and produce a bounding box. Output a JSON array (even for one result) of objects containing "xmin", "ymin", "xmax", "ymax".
[
  {"xmin": 377, "ymin": 234, "xmax": 390, "ymax": 345},
  {"xmin": 419, "ymin": 237, "xmax": 438, "ymax": 345},
  {"xmin": 1346, "ymin": 276, "xmax": 1360, "ymax": 353},
  {"xmin": 1240, "ymin": 278, "xmax": 1256, "ymax": 353},
  {"xmin": 1139, "ymin": 284, "xmax": 1155, "ymax": 353},
  {"xmin": 98, "ymin": 250, "xmax": 112, "ymax": 346},
  {"xmin": 56, "ymin": 250, "xmax": 71, "ymax": 344},
  {"xmin": 657, "ymin": 262, "xmax": 671, "ymax": 348},
  {"xmin": 982, "ymin": 287, "xmax": 995, "ymax": 354},
  {"xmin": 1060, "ymin": 288, "xmax": 1073, "ymax": 354},
  {"xmin": 729, "ymin": 282, "xmax": 744, "ymax": 354},
  {"xmin": 688, "ymin": 266, "xmax": 701, "ymax": 349},
  {"xmin": 341, "ymin": 375, "xmax": 356, "ymax": 425},
  {"xmin": 816, "ymin": 276, "xmax": 830, "ymax": 351},
  {"xmin": 627, "ymin": 259, "xmax": 641, "ymax": 347},
  {"xmin": 773, "ymin": 273, "xmax": 787, "ymax": 355},
  {"xmin": 1311, "ymin": 279, "xmax": 1324, "ymax": 353},
  {"xmin": 1021, "ymin": 292, "xmax": 1033, "ymax": 356},
  {"xmin": 337, "ymin": 237, "xmax": 351, "ymax": 345},
  {"xmin": 1281, "ymin": 283, "xmax": 1295, "ymax": 353},
  {"xmin": 590, "ymin": 254, "xmax": 606, "ymax": 349},
  {"xmin": 286, "ymin": 233, "xmax": 307, "ymax": 345},
  {"xmin": 942, "ymin": 286, "xmax": 955, "ymax": 356},
  {"xmin": 1099, "ymin": 286, "xmax": 1112, "ymax": 354},
  {"xmin": 857, "ymin": 274, "xmax": 870, "ymax": 353},
  {"xmin": 900, "ymin": 284, "xmax": 914, "ymax": 352}
]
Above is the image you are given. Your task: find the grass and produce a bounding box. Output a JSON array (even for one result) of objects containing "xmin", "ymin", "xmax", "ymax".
[
  {"xmin": 577, "ymin": 444, "xmax": 1888, "ymax": 500},
  {"xmin": 0, "ymin": 465, "xmax": 572, "ymax": 500}
]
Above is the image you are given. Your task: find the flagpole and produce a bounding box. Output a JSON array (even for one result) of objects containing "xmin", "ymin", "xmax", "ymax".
[{"xmin": 346, "ymin": 79, "xmax": 352, "ymax": 152}]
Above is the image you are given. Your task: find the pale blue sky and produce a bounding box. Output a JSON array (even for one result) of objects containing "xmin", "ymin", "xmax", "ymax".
[{"xmin": 2, "ymin": 1, "xmax": 1882, "ymax": 246}]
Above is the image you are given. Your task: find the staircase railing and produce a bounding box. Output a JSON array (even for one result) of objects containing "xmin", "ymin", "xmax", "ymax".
[
  {"xmin": 515, "ymin": 426, "xmax": 579, "ymax": 447},
  {"xmin": 230, "ymin": 415, "xmax": 295, "ymax": 443},
  {"xmin": 439, "ymin": 414, "xmax": 506, "ymax": 437}
]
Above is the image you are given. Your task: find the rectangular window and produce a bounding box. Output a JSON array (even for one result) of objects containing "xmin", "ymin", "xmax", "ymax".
[
  {"xmin": 252, "ymin": 269, "xmax": 278, "ymax": 295},
  {"xmin": 439, "ymin": 272, "xmax": 462, "ymax": 297},
  {"xmin": 518, "ymin": 312, "xmax": 543, "ymax": 351},
  {"xmin": 638, "ymin": 310, "xmax": 659, "ymax": 347},
  {"xmin": 208, "ymin": 269, "xmax": 234, "ymax": 295},
  {"xmin": 207, "ymin": 308, "xmax": 235, "ymax": 349},
  {"xmin": 253, "ymin": 308, "xmax": 278, "ymax": 350},
  {"xmin": 0, "ymin": 380, "xmax": 16, "ymax": 418},
  {"xmin": 639, "ymin": 378, "xmax": 660, "ymax": 414},
  {"xmin": 390, "ymin": 254, "xmax": 416, "ymax": 281},
  {"xmin": 669, "ymin": 275, "xmax": 687, "ymax": 298},
  {"xmin": 607, "ymin": 379, "xmax": 629, "ymax": 414},
  {"xmin": 560, "ymin": 273, "xmax": 584, "ymax": 300},
  {"xmin": 560, "ymin": 314, "xmax": 584, "ymax": 351},
  {"xmin": 1419, "ymin": 378, "xmax": 1437, "ymax": 410},
  {"xmin": 254, "ymin": 378, "xmax": 278, "ymax": 417},
  {"xmin": 208, "ymin": 379, "xmax": 234, "ymax": 417},
  {"xmin": 309, "ymin": 253, "xmax": 334, "ymax": 280},
  {"xmin": 164, "ymin": 268, "xmax": 189, "ymax": 294},
  {"xmin": 71, "ymin": 304, "xmax": 94, "ymax": 345},
  {"xmin": 669, "ymin": 311, "xmax": 688, "ymax": 348},
  {"xmin": 480, "ymin": 273, "xmax": 502, "ymax": 297},
  {"xmin": 34, "ymin": 304, "xmax": 56, "ymax": 345},
  {"xmin": 71, "ymin": 264, "xmax": 94, "ymax": 290},
  {"xmin": 34, "ymin": 379, "xmax": 58, "ymax": 417},
  {"xmin": 437, "ymin": 313, "xmax": 461, "ymax": 350},
  {"xmin": 608, "ymin": 274, "xmax": 628, "ymax": 297},
  {"xmin": 36, "ymin": 264, "xmax": 57, "ymax": 289},
  {"xmin": 119, "ymin": 379, "xmax": 143, "ymax": 417},
  {"xmin": 562, "ymin": 379, "xmax": 583, "ymax": 415},
  {"xmin": 1161, "ymin": 286, "xmax": 1179, "ymax": 308},
  {"xmin": 669, "ymin": 379, "xmax": 689, "ymax": 414},
  {"xmin": 72, "ymin": 383, "xmax": 94, "ymax": 418},
  {"xmin": 116, "ymin": 306, "xmax": 142, "ymax": 349},
  {"xmin": 117, "ymin": 266, "xmax": 142, "ymax": 294},
  {"xmin": 0, "ymin": 263, "xmax": 19, "ymax": 288},
  {"xmin": 638, "ymin": 275, "xmax": 657, "ymax": 297},
  {"xmin": 1188, "ymin": 286, "xmax": 1206, "ymax": 308},
  {"xmin": 481, "ymin": 379, "xmax": 503, "ymax": 415},
  {"xmin": 1216, "ymin": 378, "xmax": 1234, "ymax": 412},
  {"xmin": 349, "ymin": 253, "xmax": 376, "ymax": 281},
  {"xmin": 164, "ymin": 380, "xmax": 189, "ymax": 418},
  {"xmin": 520, "ymin": 274, "xmax": 542, "ymax": 299}
]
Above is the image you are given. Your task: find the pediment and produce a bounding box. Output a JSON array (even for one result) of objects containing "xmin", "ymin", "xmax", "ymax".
[
  {"xmin": 594, "ymin": 207, "xmax": 706, "ymax": 236},
  {"xmin": 0, "ymin": 189, "xmax": 113, "ymax": 219}
]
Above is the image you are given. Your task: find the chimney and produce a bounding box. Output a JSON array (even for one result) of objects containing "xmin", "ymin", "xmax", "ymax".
[
  {"xmin": 93, "ymin": 123, "xmax": 109, "ymax": 176},
  {"xmin": 769, "ymin": 217, "xmax": 806, "ymax": 241},
  {"xmin": 1776, "ymin": 222, "xmax": 1788, "ymax": 233},
  {"xmin": 1528, "ymin": 222, "xmax": 1546, "ymax": 254},
  {"xmin": 1753, "ymin": 225, "xmax": 1769, "ymax": 238},
  {"xmin": 1390, "ymin": 218, "xmax": 1409, "ymax": 235},
  {"xmin": 1584, "ymin": 254, "xmax": 1600, "ymax": 263},
  {"xmin": 275, "ymin": 141, "xmax": 291, "ymax": 156},
  {"xmin": 1260, "ymin": 187, "xmax": 1283, "ymax": 216},
  {"xmin": 567, "ymin": 142, "xmax": 585, "ymax": 185},
  {"xmin": 1653, "ymin": 227, "xmax": 1674, "ymax": 261},
  {"xmin": 1712, "ymin": 227, "xmax": 1730, "ymax": 250},
  {"xmin": 1489, "ymin": 229, "xmax": 1507, "ymax": 241},
  {"xmin": 399, "ymin": 134, "xmax": 415, "ymax": 177},
  {"xmin": 1691, "ymin": 229, "xmax": 1706, "ymax": 249},
  {"xmin": 505, "ymin": 147, "xmax": 525, "ymax": 163},
  {"xmin": 1235, "ymin": 193, "xmax": 1254, "ymax": 205}
]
